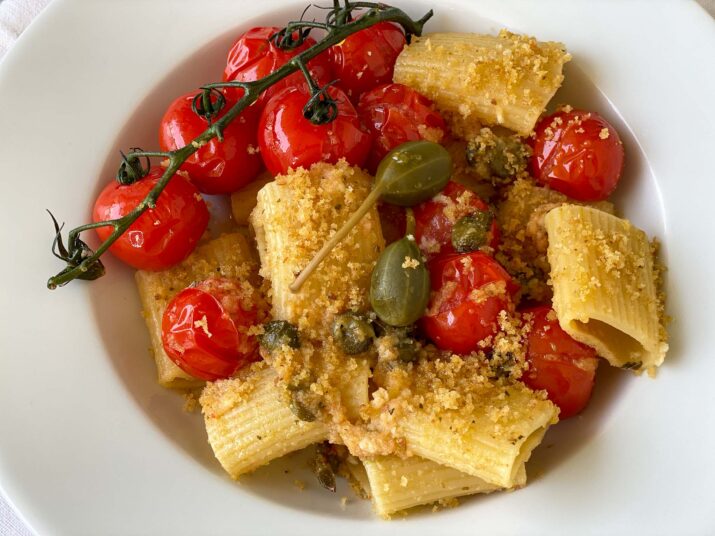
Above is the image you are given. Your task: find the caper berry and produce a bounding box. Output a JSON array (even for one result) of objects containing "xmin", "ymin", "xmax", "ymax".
[
  {"xmin": 451, "ymin": 211, "xmax": 494, "ymax": 253},
  {"xmin": 259, "ymin": 320, "xmax": 300, "ymax": 351},
  {"xmin": 332, "ymin": 311, "xmax": 375, "ymax": 355},
  {"xmin": 376, "ymin": 140, "xmax": 452, "ymax": 206},
  {"xmin": 370, "ymin": 236, "xmax": 430, "ymax": 327}
]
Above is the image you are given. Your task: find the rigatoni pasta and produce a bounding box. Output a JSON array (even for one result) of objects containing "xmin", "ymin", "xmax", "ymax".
[
  {"xmin": 393, "ymin": 31, "xmax": 570, "ymax": 136},
  {"xmin": 545, "ymin": 205, "xmax": 668, "ymax": 371},
  {"xmin": 363, "ymin": 455, "xmax": 525, "ymax": 517}
]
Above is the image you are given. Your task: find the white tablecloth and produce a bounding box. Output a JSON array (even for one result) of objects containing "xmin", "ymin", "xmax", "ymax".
[{"xmin": 0, "ymin": 0, "xmax": 713, "ymax": 534}]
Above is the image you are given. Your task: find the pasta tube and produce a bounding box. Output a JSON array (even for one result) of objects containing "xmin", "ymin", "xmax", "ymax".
[
  {"xmin": 393, "ymin": 31, "xmax": 570, "ymax": 136},
  {"xmin": 200, "ymin": 363, "xmax": 329, "ymax": 478},
  {"xmin": 545, "ymin": 205, "xmax": 668, "ymax": 371}
]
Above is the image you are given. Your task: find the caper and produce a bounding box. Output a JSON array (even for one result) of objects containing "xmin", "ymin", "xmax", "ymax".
[
  {"xmin": 289, "ymin": 391, "xmax": 316, "ymax": 422},
  {"xmin": 259, "ymin": 320, "xmax": 300, "ymax": 351},
  {"xmin": 466, "ymin": 130, "xmax": 529, "ymax": 182},
  {"xmin": 394, "ymin": 334, "xmax": 420, "ymax": 363},
  {"xmin": 291, "ymin": 141, "xmax": 451, "ymax": 292},
  {"xmin": 376, "ymin": 140, "xmax": 452, "ymax": 206},
  {"xmin": 332, "ymin": 311, "xmax": 375, "ymax": 354},
  {"xmin": 370, "ymin": 236, "xmax": 430, "ymax": 327},
  {"xmin": 312, "ymin": 443, "xmax": 338, "ymax": 492},
  {"xmin": 451, "ymin": 211, "xmax": 494, "ymax": 253}
]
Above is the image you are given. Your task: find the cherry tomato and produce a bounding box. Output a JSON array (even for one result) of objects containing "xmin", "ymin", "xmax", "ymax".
[
  {"xmin": 530, "ymin": 109, "xmax": 624, "ymax": 202},
  {"xmin": 162, "ymin": 277, "xmax": 265, "ymax": 381},
  {"xmin": 358, "ymin": 83, "xmax": 447, "ymax": 173},
  {"xmin": 421, "ymin": 252, "xmax": 519, "ymax": 353},
  {"xmin": 223, "ymin": 26, "xmax": 333, "ymax": 110},
  {"xmin": 328, "ymin": 22, "xmax": 406, "ymax": 99},
  {"xmin": 93, "ymin": 167, "xmax": 208, "ymax": 271},
  {"xmin": 159, "ymin": 90, "xmax": 262, "ymax": 194},
  {"xmin": 258, "ymin": 84, "xmax": 371, "ymax": 175},
  {"xmin": 413, "ymin": 182, "xmax": 500, "ymax": 260},
  {"xmin": 520, "ymin": 305, "xmax": 598, "ymax": 419},
  {"xmin": 377, "ymin": 202, "xmax": 407, "ymax": 245}
]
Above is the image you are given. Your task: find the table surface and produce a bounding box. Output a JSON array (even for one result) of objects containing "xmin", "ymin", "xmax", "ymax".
[{"xmin": 0, "ymin": 0, "xmax": 713, "ymax": 534}]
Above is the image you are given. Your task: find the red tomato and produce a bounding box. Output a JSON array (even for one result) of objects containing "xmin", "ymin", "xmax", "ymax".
[
  {"xmin": 258, "ymin": 84, "xmax": 371, "ymax": 175},
  {"xmin": 328, "ymin": 22, "xmax": 406, "ymax": 99},
  {"xmin": 414, "ymin": 182, "xmax": 500, "ymax": 260},
  {"xmin": 93, "ymin": 167, "xmax": 208, "ymax": 271},
  {"xmin": 159, "ymin": 90, "xmax": 262, "ymax": 194},
  {"xmin": 161, "ymin": 277, "xmax": 264, "ymax": 381},
  {"xmin": 358, "ymin": 83, "xmax": 447, "ymax": 173},
  {"xmin": 530, "ymin": 109, "xmax": 624, "ymax": 202},
  {"xmin": 377, "ymin": 202, "xmax": 407, "ymax": 245},
  {"xmin": 521, "ymin": 305, "xmax": 598, "ymax": 419},
  {"xmin": 421, "ymin": 252, "xmax": 519, "ymax": 353},
  {"xmin": 223, "ymin": 26, "xmax": 333, "ymax": 110}
]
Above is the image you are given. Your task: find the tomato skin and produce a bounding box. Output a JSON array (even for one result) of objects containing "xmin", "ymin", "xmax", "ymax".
[
  {"xmin": 92, "ymin": 167, "xmax": 208, "ymax": 271},
  {"xmin": 529, "ymin": 110, "xmax": 624, "ymax": 202},
  {"xmin": 258, "ymin": 84, "xmax": 371, "ymax": 175},
  {"xmin": 328, "ymin": 22, "xmax": 406, "ymax": 99},
  {"xmin": 223, "ymin": 26, "xmax": 333, "ymax": 110},
  {"xmin": 159, "ymin": 91, "xmax": 262, "ymax": 194},
  {"xmin": 413, "ymin": 182, "xmax": 500, "ymax": 260},
  {"xmin": 161, "ymin": 278, "xmax": 263, "ymax": 381},
  {"xmin": 358, "ymin": 83, "xmax": 447, "ymax": 174},
  {"xmin": 521, "ymin": 305, "xmax": 598, "ymax": 419},
  {"xmin": 421, "ymin": 252, "xmax": 519, "ymax": 353}
]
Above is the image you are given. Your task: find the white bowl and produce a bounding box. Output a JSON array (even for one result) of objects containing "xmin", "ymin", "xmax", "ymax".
[{"xmin": 1, "ymin": 0, "xmax": 714, "ymax": 534}]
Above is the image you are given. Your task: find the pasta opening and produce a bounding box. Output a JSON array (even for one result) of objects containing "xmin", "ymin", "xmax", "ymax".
[{"xmin": 572, "ymin": 319, "xmax": 645, "ymax": 368}]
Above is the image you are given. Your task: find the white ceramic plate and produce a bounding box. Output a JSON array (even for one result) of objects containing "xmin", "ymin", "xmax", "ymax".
[{"xmin": 1, "ymin": 0, "xmax": 714, "ymax": 534}]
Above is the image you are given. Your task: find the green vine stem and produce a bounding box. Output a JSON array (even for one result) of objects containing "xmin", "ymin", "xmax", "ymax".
[{"xmin": 47, "ymin": 1, "xmax": 433, "ymax": 289}]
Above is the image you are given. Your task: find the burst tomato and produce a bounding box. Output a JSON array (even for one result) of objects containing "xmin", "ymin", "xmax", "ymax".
[
  {"xmin": 162, "ymin": 277, "xmax": 265, "ymax": 381},
  {"xmin": 358, "ymin": 83, "xmax": 447, "ymax": 173},
  {"xmin": 223, "ymin": 26, "xmax": 333, "ymax": 110},
  {"xmin": 421, "ymin": 252, "xmax": 519, "ymax": 353},
  {"xmin": 328, "ymin": 21, "xmax": 406, "ymax": 99},
  {"xmin": 159, "ymin": 90, "xmax": 262, "ymax": 194},
  {"xmin": 413, "ymin": 182, "xmax": 499, "ymax": 260},
  {"xmin": 530, "ymin": 109, "xmax": 624, "ymax": 202},
  {"xmin": 521, "ymin": 305, "xmax": 598, "ymax": 419},
  {"xmin": 92, "ymin": 167, "xmax": 208, "ymax": 271},
  {"xmin": 258, "ymin": 84, "xmax": 371, "ymax": 175}
]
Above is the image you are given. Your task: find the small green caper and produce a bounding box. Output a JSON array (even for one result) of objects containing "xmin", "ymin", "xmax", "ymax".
[
  {"xmin": 289, "ymin": 391, "xmax": 316, "ymax": 422},
  {"xmin": 466, "ymin": 131, "xmax": 529, "ymax": 182},
  {"xmin": 395, "ymin": 334, "xmax": 420, "ymax": 363},
  {"xmin": 451, "ymin": 211, "xmax": 494, "ymax": 253},
  {"xmin": 259, "ymin": 320, "xmax": 300, "ymax": 351},
  {"xmin": 312, "ymin": 443, "xmax": 337, "ymax": 492},
  {"xmin": 370, "ymin": 236, "xmax": 430, "ymax": 327},
  {"xmin": 332, "ymin": 311, "xmax": 375, "ymax": 355},
  {"xmin": 376, "ymin": 140, "xmax": 452, "ymax": 206}
]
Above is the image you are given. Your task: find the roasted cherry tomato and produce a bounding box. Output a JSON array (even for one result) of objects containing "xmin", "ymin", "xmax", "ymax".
[
  {"xmin": 328, "ymin": 21, "xmax": 406, "ymax": 99},
  {"xmin": 520, "ymin": 305, "xmax": 598, "ymax": 419},
  {"xmin": 93, "ymin": 167, "xmax": 208, "ymax": 271},
  {"xmin": 223, "ymin": 26, "xmax": 333, "ymax": 110},
  {"xmin": 162, "ymin": 277, "xmax": 265, "ymax": 381},
  {"xmin": 258, "ymin": 84, "xmax": 371, "ymax": 175},
  {"xmin": 358, "ymin": 83, "xmax": 447, "ymax": 173},
  {"xmin": 159, "ymin": 90, "xmax": 262, "ymax": 194},
  {"xmin": 413, "ymin": 181, "xmax": 499, "ymax": 260},
  {"xmin": 420, "ymin": 252, "xmax": 519, "ymax": 353},
  {"xmin": 530, "ymin": 109, "xmax": 624, "ymax": 202}
]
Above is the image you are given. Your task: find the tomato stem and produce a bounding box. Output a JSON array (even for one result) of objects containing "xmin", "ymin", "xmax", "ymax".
[{"xmin": 47, "ymin": 1, "xmax": 433, "ymax": 289}]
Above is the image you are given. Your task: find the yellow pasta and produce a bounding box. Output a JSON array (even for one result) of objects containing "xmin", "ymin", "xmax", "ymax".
[
  {"xmin": 200, "ymin": 363, "xmax": 329, "ymax": 479},
  {"xmin": 250, "ymin": 159, "xmax": 384, "ymax": 340},
  {"xmin": 545, "ymin": 205, "xmax": 668, "ymax": 371},
  {"xmin": 393, "ymin": 31, "xmax": 570, "ymax": 136},
  {"xmin": 399, "ymin": 382, "xmax": 556, "ymax": 488},
  {"xmin": 363, "ymin": 455, "xmax": 525, "ymax": 517},
  {"xmin": 135, "ymin": 233, "xmax": 259, "ymax": 389}
]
